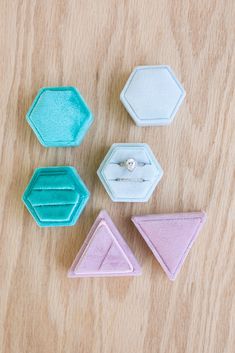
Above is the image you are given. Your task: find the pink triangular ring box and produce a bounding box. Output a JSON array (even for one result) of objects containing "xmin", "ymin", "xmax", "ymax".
[
  {"xmin": 68, "ymin": 210, "xmax": 141, "ymax": 278},
  {"xmin": 132, "ymin": 212, "xmax": 206, "ymax": 280}
]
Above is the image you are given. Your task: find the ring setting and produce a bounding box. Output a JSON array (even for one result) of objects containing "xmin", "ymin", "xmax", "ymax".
[{"xmin": 121, "ymin": 158, "xmax": 136, "ymax": 172}]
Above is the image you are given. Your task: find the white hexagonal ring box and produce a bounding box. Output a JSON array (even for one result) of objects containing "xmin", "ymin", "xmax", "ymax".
[
  {"xmin": 97, "ymin": 143, "xmax": 163, "ymax": 202},
  {"xmin": 120, "ymin": 65, "xmax": 186, "ymax": 126}
]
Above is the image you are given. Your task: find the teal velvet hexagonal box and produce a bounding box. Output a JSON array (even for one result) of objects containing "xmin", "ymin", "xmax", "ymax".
[
  {"xmin": 26, "ymin": 86, "xmax": 93, "ymax": 147},
  {"xmin": 22, "ymin": 167, "xmax": 90, "ymax": 227}
]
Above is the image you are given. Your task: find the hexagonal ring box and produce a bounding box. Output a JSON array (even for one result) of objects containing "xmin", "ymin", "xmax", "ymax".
[
  {"xmin": 97, "ymin": 143, "xmax": 163, "ymax": 202},
  {"xmin": 120, "ymin": 65, "xmax": 185, "ymax": 126},
  {"xmin": 27, "ymin": 86, "xmax": 93, "ymax": 147},
  {"xmin": 22, "ymin": 166, "xmax": 90, "ymax": 227}
]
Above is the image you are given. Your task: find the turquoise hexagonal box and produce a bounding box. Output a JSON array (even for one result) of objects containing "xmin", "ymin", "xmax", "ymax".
[
  {"xmin": 22, "ymin": 166, "xmax": 90, "ymax": 227},
  {"xmin": 97, "ymin": 143, "xmax": 163, "ymax": 202},
  {"xmin": 26, "ymin": 86, "xmax": 93, "ymax": 147}
]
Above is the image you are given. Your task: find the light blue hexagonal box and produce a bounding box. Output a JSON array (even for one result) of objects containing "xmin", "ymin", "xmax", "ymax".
[
  {"xmin": 26, "ymin": 86, "xmax": 93, "ymax": 147},
  {"xmin": 22, "ymin": 166, "xmax": 90, "ymax": 227},
  {"xmin": 120, "ymin": 65, "xmax": 185, "ymax": 126},
  {"xmin": 97, "ymin": 143, "xmax": 163, "ymax": 202}
]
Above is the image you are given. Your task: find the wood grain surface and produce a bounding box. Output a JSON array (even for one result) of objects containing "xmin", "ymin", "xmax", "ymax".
[{"xmin": 0, "ymin": 1, "xmax": 234, "ymax": 352}]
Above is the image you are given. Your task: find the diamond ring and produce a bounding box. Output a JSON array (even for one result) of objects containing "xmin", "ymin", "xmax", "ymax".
[{"xmin": 119, "ymin": 158, "xmax": 136, "ymax": 172}]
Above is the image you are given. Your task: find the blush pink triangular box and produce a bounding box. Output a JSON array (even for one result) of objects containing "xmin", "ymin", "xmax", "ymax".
[
  {"xmin": 68, "ymin": 210, "xmax": 141, "ymax": 278},
  {"xmin": 132, "ymin": 212, "xmax": 206, "ymax": 280}
]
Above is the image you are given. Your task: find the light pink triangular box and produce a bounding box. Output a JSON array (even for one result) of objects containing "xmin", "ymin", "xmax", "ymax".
[
  {"xmin": 132, "ymin": 212, "xmax": 206, "ymax": 280},
  {"xmin": 68, "ymin": 210, "xmax": 141, "ymax": 278}
]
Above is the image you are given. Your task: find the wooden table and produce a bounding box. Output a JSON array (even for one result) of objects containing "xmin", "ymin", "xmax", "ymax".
[{"xmin": 0, "ymin": 1, "xmax": 234, "ymax": 352}]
